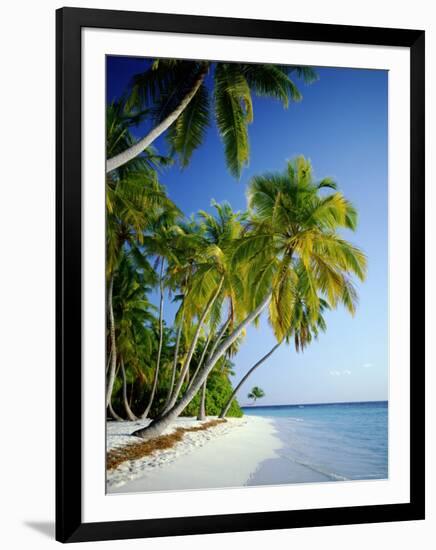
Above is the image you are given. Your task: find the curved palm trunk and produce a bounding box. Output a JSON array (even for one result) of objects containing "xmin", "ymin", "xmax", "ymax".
[
  {"xmin": 141, "ymin": 258, "xmax": 165, "ymax": 419},
  {"xmin": 106, "ymin": 275, "xmax": 117, "ymax": 408},
  {"xmin": 107, "ymin": 362, "xmax": 124, "ymax": 420},
  {"xmin": 121, "ymin": 359, "xmax": 137, "ymax": 421},
  {"xmin": 219, "ymin": 341, "xmax": 282, "ymax": 419},
  {"xmin": 208, "ymin": 318, "xmax": 230, "ymax": 355},
  {"xmin": 162, "ymin": 312, "xmax": 184, "ymax": 411},
  {"xmin": 132, "ymin": 293, "xmax": 272, "ymax": 439},
  {"xmin": 108, "ymin": 401, "xmax": 123, "ymax": 421},
  {"xmin": 129, "ymin": 380, "xmax": 134, "ymax": 407},
  {"xmin": 106, "ymin": 66, "xmax": 208, "ymax": 173},
  {"xmin": 163, "ymin": 278, "xmax": 224, "ymax": 413},
  {"xmin": 190, "ymin": 316, "xmax": 231, "ymax": 389},
  {"xmin": 186, "ymin": 331, "xmax": 212, "ymax": 392},
  {"xmin": 106, "ymin": 349, "xmax": 112, "ymax": 375},
  {"xmin": 197, "ymin": 378, "xmax": 207, "ymax": 420},
  {"xmin": 192, "ymin": 318, "xmax": 230, "ymax": 421}
]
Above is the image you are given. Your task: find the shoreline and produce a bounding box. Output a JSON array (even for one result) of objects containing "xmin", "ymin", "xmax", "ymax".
[
  {"xmin": 107, "ymin": 414, "xmax": 329, "ymax": 493},
  {"xmin": 107, "ymin": 415, "xmax": 281, "ymax": 492}
]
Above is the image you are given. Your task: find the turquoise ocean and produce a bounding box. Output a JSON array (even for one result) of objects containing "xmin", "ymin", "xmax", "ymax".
[{"xmin": 243, "ymin": 401, "xmax": 388, "ymax": 484}]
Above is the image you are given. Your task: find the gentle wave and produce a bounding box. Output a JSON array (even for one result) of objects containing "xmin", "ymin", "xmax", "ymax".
[
  {"xmin": 288, "ymin": 456, "xmax": 350, "ymax": 481},
  {"xmin": 244, "ymin": 401, "xmax": 388, "ymax": 482}
]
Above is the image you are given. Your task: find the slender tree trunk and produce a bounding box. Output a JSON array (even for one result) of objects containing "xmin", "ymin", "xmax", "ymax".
[
  {"xmin": 197, "ymin": 378, "xmax": 208, "ymax": 421},
  {"xmin": 108, "ymin": 401, "xmax": 123, "ymax": 421},
  {"xmin": 187, "ymin": 331, "xmax": 212, "ymax": 392},
  {"xmin": 121, "ymin": 359, "xmax": 137, "ymax": 421},
  {"xmin": 106, "ymin": 275, "xmax": 117, "ymax": 408},
  {"xmin": 106, "ymin": 66, "xmax": 208, "ymax": 173},
  {"xmin": 141, "ymin": 258, "xmax": 165, "ymax": 419},
  {"xmin": 162, "ymin": 311, "xmax": 184, "ymax": 411},
  {"xmin": 189, "ymin": 317, "xmax": 230, "ymax": 392},
  {"xmin": 106, "ymin": 349, "xmax": 112, "ymax": 375},
  {"xmin": 193, "ymin": 318, "xmax": 230, "ymax": 422},
  {"xmin": 129, "ymin": 380, "xmax": 134, "ymax": 408},
  {"xmin": 219, "ymin": 341, "xmax": 282, "ymax": 418},
  {"xmin": 131, "ymin": 293, "xmax": 272, "ymax": 439},
  {"xmin": 107, "ymin": 361, "xmax": 124, "ymax": 420},
  {"xmin": 163, "ymin": 278, "xmax": 224, "ymax": 413}
]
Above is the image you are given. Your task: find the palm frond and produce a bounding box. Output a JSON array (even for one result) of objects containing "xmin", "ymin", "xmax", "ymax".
[
  {"xmin": 214, "ymin": 63, "xmax": 251, "ymax": 178},
  {"xmin": 167, "ymin": 82, "xmax": 210, "ymax": 167},
  {"xmin": 241, "ymin": 64, "xmax": 303, "ymax": 106}
]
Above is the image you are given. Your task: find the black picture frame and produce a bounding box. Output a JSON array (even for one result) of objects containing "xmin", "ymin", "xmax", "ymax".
[{"xmin": 56, "ymin": 7, "xmax": 425, "ymax": 543}]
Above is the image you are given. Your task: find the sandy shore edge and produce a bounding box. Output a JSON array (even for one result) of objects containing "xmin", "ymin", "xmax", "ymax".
[{"xmin": 107, "ymin": 415, "xmax": 281, "ymax": 492}]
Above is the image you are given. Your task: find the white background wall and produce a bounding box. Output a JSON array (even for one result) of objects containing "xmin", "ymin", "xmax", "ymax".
[{"xmin": 0, "ymin": 0, "xmax": 433, "ymax": 548}]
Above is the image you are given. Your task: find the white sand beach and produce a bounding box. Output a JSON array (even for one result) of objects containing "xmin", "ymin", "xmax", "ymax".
[{"xmin": 107, "ymin": 415, "xmax": 328, "ymax": 493}]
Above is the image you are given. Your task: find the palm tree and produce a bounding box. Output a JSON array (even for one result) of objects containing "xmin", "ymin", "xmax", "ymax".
[
  {"xmin": 120, "ymin": 358, "xmax": 137, "ymax": 421},
  {"xmin": 159, "ymin": 217, "xmax": 205, "ymax": 411},
  {"xmin": 105, "ymin": 102, "xmax": 178, "ymax": 411},
  {"xmin": 197, "ymin": 380, "xmax": 208, "ymax": 421},
  {"xmin": 106, "ymin": 98, "xmax": 173, "ymax": 179},
  {"xmin": 161, "ymin": 202, "xmax": 247, "ymax": 415},
  {"xmin": 198, "ymin": 311, "xmax": 245, "ymax": 421},
  {"xmin": 139, "ymin": 216, "xmax": 182, "ymax": 419},
  {"xmin": 107, "ymin": 61, "xmax": 317, "ymax": 175},
  {"xmin": 247, "ymin": 386, "xmax": 265, "ymax": 404},
  {"xmin": 161, "ymin": 299, "xmax": 185, "ymax": 412},
  {"xmin": 131, "ymin": 156, "xmax": 366, "ymax": 440},
  {"xmin": 159, "ymin": 207, "xmax": 226, "ymax": 413},
  {"xmin": 155, "ymin": 216, "xmax": 217, "ymax": 414},
  {"xmin": 219, "ymin": 275, "xmax": 329, "ymax": 418},
  {"xmin": 110, "ymin": 251, "xmax": 157, "ymax": 417},
  {"xmin": 161, "ymin": 276, "xmax": 224, "ymax": 413},
  {"xmin": 195, "ymin": 319, "xmax": 232, "ymax": 421},
  {"xmin": 105, "ymin": 176, "xmax": 176, "ymax": 411}
]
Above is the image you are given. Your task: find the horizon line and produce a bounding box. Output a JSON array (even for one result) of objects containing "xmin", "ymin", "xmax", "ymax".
[{"xmin": 241, "ymin": 399, "xmax": 388, "ymax": 408}]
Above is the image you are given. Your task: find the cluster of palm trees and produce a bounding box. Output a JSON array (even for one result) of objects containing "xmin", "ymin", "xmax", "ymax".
[{"xmin": 105, "ymin": 58, "xmax": 367, "ymax": 441}]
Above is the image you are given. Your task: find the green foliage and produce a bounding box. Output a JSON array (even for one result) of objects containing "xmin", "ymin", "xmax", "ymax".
[
  {"xmin": 108, "ymin": 157, "xmax": 366, "ymax": 420},
  {"xmin": 181, "ymin": 368, "xmax": 243, "ymax": 418},
  {"xmin": 241, "ymin": 155, "xmax": 367, "ymax": 342},
  {"xmin": 167, "ymin": 82, "xmax": 210, "ymax": 167},
  {"xmin": 248, "ymin": 386, "xmax": 265, "ymax": 403},
  {"xmin": 106, "ymin": 61, "xmax": 367, "ymax": 426},
  {"xmin": 125, "ymin": 60, "xmax": 317, "ymax": 178},
  {"xmin": 214, "ymin": 63, "xmax": 251, "ymax": 178}
]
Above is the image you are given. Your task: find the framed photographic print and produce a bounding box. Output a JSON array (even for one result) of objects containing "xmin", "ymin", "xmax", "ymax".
[{"xmin": 56, "ymin": 7, "xmax": 425, "ymax": 543}]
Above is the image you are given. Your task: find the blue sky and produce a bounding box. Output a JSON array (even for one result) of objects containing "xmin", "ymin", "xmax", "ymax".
[{"xmin": 107, "ymin": 57, "xmax": 388, "ymax": 406}]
